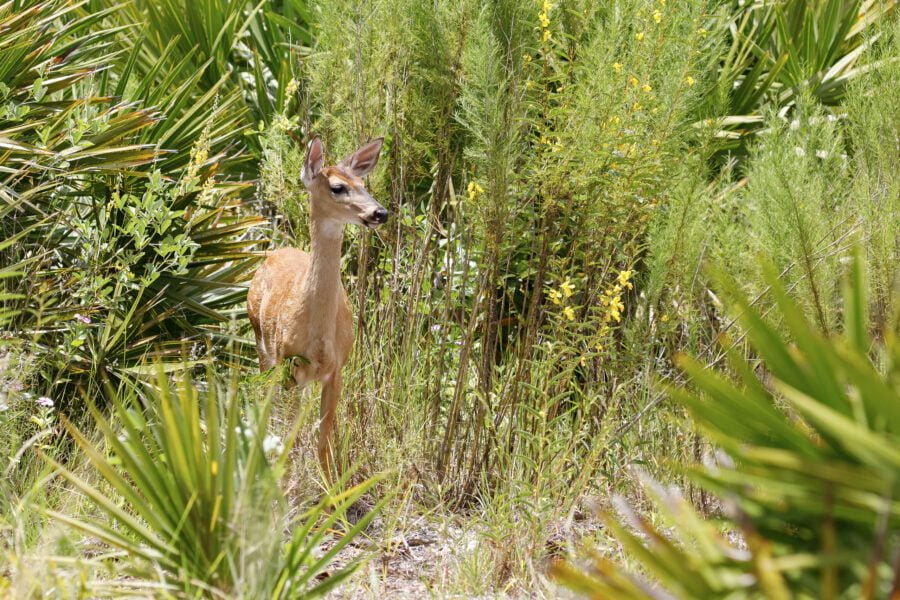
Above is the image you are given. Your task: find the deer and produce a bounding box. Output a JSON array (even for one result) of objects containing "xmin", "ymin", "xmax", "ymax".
[{"xmin": 247, "ymin": 136, "xmax": 387, "ymax": 475}]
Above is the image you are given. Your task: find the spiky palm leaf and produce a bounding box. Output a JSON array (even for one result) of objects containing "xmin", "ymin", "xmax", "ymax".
[
  {"xmin": 1, "ymin": 0, "xmax": 267, "ymax": 406},
  {"xmin": 46, "ymin": 363, "xmax": 381, "ymax": 598},
  {"xmin": 703, "ymin": 0, "xmax": 895, "ymax": 153},
  {"xmin": 553, "ymin": 251, "xmax": 900, "ymax": 599}
]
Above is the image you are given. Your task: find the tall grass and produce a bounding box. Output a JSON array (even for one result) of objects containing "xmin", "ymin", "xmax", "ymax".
[{"xmin": 2, "ymin": 0, "xmax": 897, "ymax": 596}]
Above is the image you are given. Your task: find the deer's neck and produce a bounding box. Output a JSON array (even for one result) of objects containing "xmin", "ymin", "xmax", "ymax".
[{"xmin": 298, "ymin": 217, "xmax": 344, "ymax": 336}]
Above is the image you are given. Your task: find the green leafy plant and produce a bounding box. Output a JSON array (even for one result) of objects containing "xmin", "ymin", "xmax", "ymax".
[
  {"xmin": 704, "ymin": 0, "xmax": 895, "ymax": 154},
  {"xmin": 45, "ymin": 363, "xmax": 382, "ymax": 598},
  {"xmin": 553, "ymin": 251, "xmax": 900, "ymax": 598},
  {"xmin": 0, "ymin": 0, "xmax": 268, "ymax": 405}
]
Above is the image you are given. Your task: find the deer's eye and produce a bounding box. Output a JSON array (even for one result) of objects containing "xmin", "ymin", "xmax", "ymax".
[{"xmin": 329, "ymin": 183, "xmax": 347, "ymax": 195}]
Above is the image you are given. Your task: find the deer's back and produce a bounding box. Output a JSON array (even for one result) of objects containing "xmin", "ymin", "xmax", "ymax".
[{"xmin": 248, "ymin": 248, "xmax": 310, "ymax": 363}]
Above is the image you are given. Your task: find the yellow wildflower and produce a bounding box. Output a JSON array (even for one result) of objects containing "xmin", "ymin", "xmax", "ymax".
[
  {"xmin": 560, "ymin": 278, "xmax": 575, "ymax": 298},
  {"xmin": 635, "ymin": 32, "xmax": 645, "ymax": 41},
  {"xmin": 697, "ymin": 27, "xmax": 707, "ymax": 36},
  {"xmin": 547, "ymin": 288, "xmax": 563, "ymax": 305},
  {"xmin": 523, "ymin": 54, "xmax": 533, "ymax": 66},
  {"xmin": 653, "ymin": 10, "xmax": 662, "ymax": 23},
  {"xmin": 562, "ymin": 306, "xmax": 575, "ymax": 321},
  {"xmin": 542, "ymin": 29, "xmax": 552, "ymax": 42},
  {"xmin": 467, "ymin": 181, "xmax": 484, "ymax": 201},
  {"xmin": 617, "ymin": 269, "xmax": 632, "ymax": 286},
  {"xmin": 629, "ymin": 76, "xmax": 639, "ymax": 87},
  {"xmin": 631, "ymin": 102, "xmax": 642, "ymax": 112},
  {"xmin": 642, "ymin": 83, "xmax": 652, "ymax": 92},
  {"xmin": 660, "ymin": 313, "xmax": 669, "ymax": 323},
  {"xmin": 685, "ymin": 75, "xmax": 695, "ymax": 87},
  {"xmin": 613, "ymin": 62, "xmax": 622, "ymax": 74}
]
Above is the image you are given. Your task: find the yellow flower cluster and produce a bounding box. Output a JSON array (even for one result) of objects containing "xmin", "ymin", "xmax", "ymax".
[
  {"xmin": 539, "ymin": 0, "xmax": 553, "ymax": 42},
  {"xmin": 467, "ymin": 181, "xmax": 484, "ymax": 201},
  {"xmin": 590, "ymin": 269, "xmax": 634, "ymax": 354},
  {"xmin": 547, "ymin": 277, "xmax": 576, "ymax": 321},
  {"xmin": 600, "ymin": 270, "xmax": 633, "ymax": 324}
]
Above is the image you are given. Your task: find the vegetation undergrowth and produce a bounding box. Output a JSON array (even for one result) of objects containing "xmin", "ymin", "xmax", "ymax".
[
  {"xmin": 554, "ymin": 251, "xmax": 900, "ymax": 600},
  {"xmin": 1, "ymin": 0, "xmax": 897, "ymax": 597}
]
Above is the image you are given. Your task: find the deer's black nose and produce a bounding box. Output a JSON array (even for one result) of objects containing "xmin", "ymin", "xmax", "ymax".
[{"xmin": 373, "ymin": 208, "xmax": 388, "ymax": 223}]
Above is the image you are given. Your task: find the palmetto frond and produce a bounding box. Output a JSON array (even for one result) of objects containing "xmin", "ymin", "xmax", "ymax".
[{"xmin": 554, "ymin": 252, "xmax": 900, "ymax": 599}]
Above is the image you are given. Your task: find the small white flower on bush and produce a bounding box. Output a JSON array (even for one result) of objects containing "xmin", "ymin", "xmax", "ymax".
[
  {"xmin": 37, "ymin": 396, "xmax": 54, "ymax": 408},
  {"xmin": 263, "ymin": 434, "xmax": 284, "ymax": 455},
  {"xmin": 794, "ymin": 147, "xmax": 806, "ymax": 157}
]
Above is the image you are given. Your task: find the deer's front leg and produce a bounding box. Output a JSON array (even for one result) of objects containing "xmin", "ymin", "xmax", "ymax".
[{"xmin": 318, "ymin": 370, "xmax": 342, "ymax": 478}]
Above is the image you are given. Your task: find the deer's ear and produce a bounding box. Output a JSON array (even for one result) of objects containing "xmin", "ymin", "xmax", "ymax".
[
  {"xmin": 302, "ymin": 137, "xmax": 324, "ymax": 186},
  {"xmin": 341, "ymin": 137, "xmax": 383, "ymax": 178}
]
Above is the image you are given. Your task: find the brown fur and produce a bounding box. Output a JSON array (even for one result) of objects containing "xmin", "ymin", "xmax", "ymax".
[{"xmin": 247, "ymin": 137, "xmax": 385, "ymax": 475}]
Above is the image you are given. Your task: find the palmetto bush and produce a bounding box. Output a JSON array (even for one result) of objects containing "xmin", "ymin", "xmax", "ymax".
[
  {"xmin": 46, "ymin": 364, "xmax": 380, "ymax": 597},
  {"xmin": 700, "ymin": 0, "xmax": 895, "ymax": 155},
  {"xmin": 0, "ymin": 0, "xmax": 266, "ymax": 406},
  {"xmin": 553, "ymin": 252, "xmax": 900, "ymax": 599}
]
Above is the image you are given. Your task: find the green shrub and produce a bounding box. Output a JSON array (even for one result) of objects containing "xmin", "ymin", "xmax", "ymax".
[
  {"xmin": 46, "ymin": 364, "xmax": 382, "ymax": 598},
  {"xmin": 553, "ymin": 251, "xmax": 900, "ymax": 599},
  {"xmin": 0, "ymin": 0, "xmax": 265, "ymax": 407}
]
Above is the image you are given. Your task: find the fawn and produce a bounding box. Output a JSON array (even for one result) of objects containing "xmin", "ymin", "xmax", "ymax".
[{"xmin": 248, "ymin": 136, "xmax": 386, "ymax": 474}]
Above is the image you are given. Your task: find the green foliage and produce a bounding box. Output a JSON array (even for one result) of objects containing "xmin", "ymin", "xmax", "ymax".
[
  {"xmin": 1, "ymin": 0, "xmax": 897, "ymax": 594},
  {"xmin": 842, "ymin": 16, "xmax": 900, "ymax": 332},
  {"xmin": 95, "ymin": 0, "xmax": 311, "ymax": 130},
  {"xmin": 46, "ymin": 363, "xmax": 381, "ymax": 598},
  {"xmin": 701, "ymin": 0, "xmax": 895, "ymax": 155},
  {"xmin": 0, "ymin": 0, "xmax": 266, "ymax": 406},
  {"xmin": 553, "ymin": 251, "xmax": 900, "ymax": 599},
  {"xmin": 293, "ymin": 0, "xmax": 716, "ymax": 502}
]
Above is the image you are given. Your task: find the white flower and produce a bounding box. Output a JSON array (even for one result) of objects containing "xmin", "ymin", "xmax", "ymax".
[
  {"xmin": 789, "ymin": 119, "xmax": 800, "ymax": 130},
  {"xmin": 794, "ymin": 147, "xmax": 806, "ymax": 157},
  {"xmin": 263, "ymin": 434, "xmax": 284, "ymax": 455},
  {"xmin": 37, "ymin": 396, "xmax": 54, "ymax": 407},
  {"xmin": 815, "ymin": 149, "xmax": 829, "ymax": 159}
]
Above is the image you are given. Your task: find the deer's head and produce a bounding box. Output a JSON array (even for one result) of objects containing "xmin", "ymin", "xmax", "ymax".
[{"xmin": 301, "ymin": 136, "xmax": 388, "ymax": 230}]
